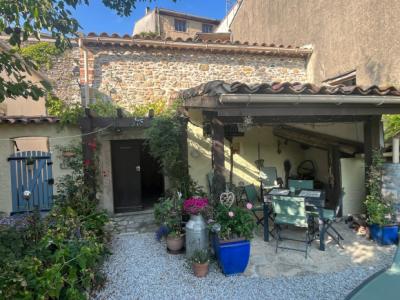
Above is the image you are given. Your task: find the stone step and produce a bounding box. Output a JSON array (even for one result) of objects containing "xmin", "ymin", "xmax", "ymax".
[{"xmin": 108, "ymin": 209, "xmax": 157, "ymax": 234}]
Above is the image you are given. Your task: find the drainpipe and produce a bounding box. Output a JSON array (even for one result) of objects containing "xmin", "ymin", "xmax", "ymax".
[
  {"xmin": 78, "ymin": 37, "xmax": 90, "ymax": 107},
  {"xmin": 393, "ymin": 136, "xmax": 399, "ymax": 163}
]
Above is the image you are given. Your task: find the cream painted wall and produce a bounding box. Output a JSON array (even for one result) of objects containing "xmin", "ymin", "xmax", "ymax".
[
  {"xmin": 188, "ymin": 110, "xmax": 307, "ymax": 191},
  {"xmin": 293, "ymin": 123, "xmax": 364, "ymax": 142},
  {"xmin": 97, "ymin": 128, "xmax": 150, "ymax": 214},
  {"xmin": 0, "ymin": 124, "xmax": 80, "ymax": 214},
  {"xmin": 304, "ymin": 147, "xmax": 329, "ymax": 184}
]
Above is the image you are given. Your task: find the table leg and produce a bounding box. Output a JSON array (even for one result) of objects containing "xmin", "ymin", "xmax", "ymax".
[
  {"xmin": 263, "ymin": 202, "xmax": 269, "ymax": 242},
  {"xmin": 319, "ymin": 218, "xmax": 326, "ymax": 251}
]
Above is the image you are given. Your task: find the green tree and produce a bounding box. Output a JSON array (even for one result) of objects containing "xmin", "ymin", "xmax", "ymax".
[{"xmin": 0, "ymin": 0, "xmax": 175, "ymax": 102}]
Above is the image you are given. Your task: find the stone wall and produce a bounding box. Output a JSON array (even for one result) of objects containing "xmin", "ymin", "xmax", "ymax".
[
  {"xmin": 46, "ymin": 46, "xmax": 82, "ymax": 104},
  {"xmin": 88, "ymin": 46, "xmax": 307, "ymax": 108}
]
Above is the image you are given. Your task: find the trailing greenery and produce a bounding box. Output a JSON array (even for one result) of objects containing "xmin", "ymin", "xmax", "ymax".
[
  {"xmin": 365, "ymin": 150, "xmax": 394, "ymax": 225},
  {"xmin": 146, "ymin": 111, "xmax": 204, "ymax": 199},
  {"xmin": 383, "ymin": 115, "xmax": 400, "ymax": 139},
  {"xmin": 46, "ymin": 93, "xmax": 169, "ymax": 126},
  {"xmin": 0, "ymin": 143, "xmax": 109, "ymax": 299},
  {"xmin": 18, "ymin": 42, "xmax": 62, "ymax": 69}
]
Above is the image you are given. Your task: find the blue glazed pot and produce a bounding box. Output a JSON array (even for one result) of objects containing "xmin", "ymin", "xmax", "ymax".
[
  {"xmin": 212, "ymin": 235, "xmax": 251, "ymax": 276},
  {"xmin": 369, "ymin": 224, "xmax": 399, "ymax": 245}
]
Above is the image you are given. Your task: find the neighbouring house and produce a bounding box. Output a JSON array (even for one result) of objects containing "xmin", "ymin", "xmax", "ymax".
[
  {"xmin": 225, "ymin": 0, "xmax": 400, "ymax": 88},
  {"xmin": 132, "ymin": 7, "xmax": 221, "ymax": 39}
]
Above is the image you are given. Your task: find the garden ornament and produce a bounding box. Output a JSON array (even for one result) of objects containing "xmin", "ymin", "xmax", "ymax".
[{"xmin": 220, "ymin": 192, "xmax": 235, "ymax": 208}]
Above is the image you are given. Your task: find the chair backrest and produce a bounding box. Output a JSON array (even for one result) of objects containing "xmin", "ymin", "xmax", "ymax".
[
  {"xmin": 272, "ymin": 196, "xmax": 308, "ymax": 227},
  {"xmin": 288, "ymin": 179, "xmax": 314, "ymax": 191},
  {"xmin": 260, "ymin": 166, "xmax": 278, "ymax": 188},
  {"xmin": 244, "ymin": 184, "xmax": 259, "ymax": 205}
]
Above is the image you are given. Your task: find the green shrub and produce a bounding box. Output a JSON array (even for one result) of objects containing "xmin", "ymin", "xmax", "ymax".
[{"xmin": 0, "ymin": 143, "xmax": 109, "ymax": 299}]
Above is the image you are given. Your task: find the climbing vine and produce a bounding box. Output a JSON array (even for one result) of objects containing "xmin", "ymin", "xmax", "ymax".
[{"xmin": 17, "ymin": 42, "xmax": 62, "ymax": 69}]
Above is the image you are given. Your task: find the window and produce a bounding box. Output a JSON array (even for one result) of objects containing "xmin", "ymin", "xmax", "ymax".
[
  {"xmin": 202, "ymin": 23, "xmax": 214, "ymax": 33},
  {"xmin": 323, "ymin": 70, "xmax": 357, "ymax": 86},
  {"xmin": 174, "ymin": 19, "xmax": 187, "ymax": 32}
]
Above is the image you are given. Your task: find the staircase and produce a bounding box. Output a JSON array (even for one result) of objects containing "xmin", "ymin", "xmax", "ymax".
[{"xmin": 109, "ymin": 209, "xmax": 157, "ymax": 234}]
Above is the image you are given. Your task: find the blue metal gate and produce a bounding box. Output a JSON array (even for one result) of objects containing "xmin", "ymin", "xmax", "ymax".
[{"xmin": 8, "ymin": 151, "xmax": 54, "ymax": 213}]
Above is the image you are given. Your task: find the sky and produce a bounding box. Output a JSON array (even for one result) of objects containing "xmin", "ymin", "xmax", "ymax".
[{"xmin": 72, "ymin": 0, "xmax": 233, "ymax": 35}]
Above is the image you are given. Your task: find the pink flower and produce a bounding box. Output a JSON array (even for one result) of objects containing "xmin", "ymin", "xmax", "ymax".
[
  {"xmin": 246, "ymin": 203, "xmax": 253, "ymax": 210},
  {"xmin": 228, "ymin": 211, "xmax": 235, "ymax": 218},
  {"xmin": 183, "ymin": 197, "xmax": 209, "ymax": 215}
]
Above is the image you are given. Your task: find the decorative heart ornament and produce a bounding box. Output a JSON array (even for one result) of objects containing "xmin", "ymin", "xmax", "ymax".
[{"xmin": 220, "ymin": 192, "xmax": 235, "ymax": 208}]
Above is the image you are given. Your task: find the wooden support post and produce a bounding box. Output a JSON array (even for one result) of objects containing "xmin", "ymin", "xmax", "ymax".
[
  {"xmin": 330, "ymin": 146, "xmax": 342, "ymax": 215},
  {"xmin": 364, "ymin": 115, "xmax": 384, "ymax": 170},
  {"xmin": 179, "ymin": 116, "xmax": 189, "ymax": 177},
  {"xmin": 211, "ymin": 116, "xmax": 226, "ymax": 201},
  {"xmin": 393, "ymin": 137, "xmax": 400, "ymax": 164}
]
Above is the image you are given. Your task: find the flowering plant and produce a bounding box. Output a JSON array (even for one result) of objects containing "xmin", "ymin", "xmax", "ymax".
[
  {"xmin": 211, "ymin": 204, "xmax": 256, "ymax": 240},
  {"xmin": 183, "ymin": 197, "xmax": 209, "ymax": 215}
]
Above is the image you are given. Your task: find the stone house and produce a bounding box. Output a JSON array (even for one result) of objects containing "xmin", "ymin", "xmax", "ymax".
[
  {"xmin": 225, "ymin": 0, "xmax": 400, "ymax": 88},
  {"xmin": 132, "ymin": 7, "xmax": 221, "ymax": 39},
  {"xmin": 2, "ymin": 7, "xmax": 400, "ymax": 230}
]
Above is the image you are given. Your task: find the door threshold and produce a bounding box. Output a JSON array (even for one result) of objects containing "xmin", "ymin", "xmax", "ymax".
[{"xmin": 113, "ymin": 209, "xmax": 154, "ymax": 217}]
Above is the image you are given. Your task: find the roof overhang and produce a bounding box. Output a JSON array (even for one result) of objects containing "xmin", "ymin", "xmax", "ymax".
[{"xmin": 184, "ymin": 93, "xmax": 400, "ymax": 118}]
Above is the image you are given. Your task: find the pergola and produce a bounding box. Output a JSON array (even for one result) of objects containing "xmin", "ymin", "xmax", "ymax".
[{"xmin": 182, "ymin": 81, "xmax": 400, "ymax": 206}]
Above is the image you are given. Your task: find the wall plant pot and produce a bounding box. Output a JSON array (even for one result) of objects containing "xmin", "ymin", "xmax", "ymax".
[
  {"xmin": 192, "ymin": 262, "xmax": 209, "ymax": 278},
  {"xmin": 212, "ymin": 235, "xmax": 251, "ymax": 276},
  {"xmin": 369, "ymin": 224, "xmax": 399, "ymax": 245}
]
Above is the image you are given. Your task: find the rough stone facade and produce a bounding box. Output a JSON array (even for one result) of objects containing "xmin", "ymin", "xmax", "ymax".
[
  {"xmin": 88, "ymin": 46, "xmax": 307, "ymax": 108},
  {"xmin": 46, "ymin": 46, "xmax": 82, "ymax": 104}
]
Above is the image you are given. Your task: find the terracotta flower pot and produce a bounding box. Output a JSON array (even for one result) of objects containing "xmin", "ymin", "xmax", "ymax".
[
  {"xmin": 192, "ymin": 262, "xmax": 209, "ymax": 278},
  {"xmin": 166, "ymin": 235, "xmax": 184, "ymax": 252}
]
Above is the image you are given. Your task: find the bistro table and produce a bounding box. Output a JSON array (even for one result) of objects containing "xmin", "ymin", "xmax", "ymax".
[{"xmin": 263, "ymin": 188, "xmax": 328, "ymax": 251}]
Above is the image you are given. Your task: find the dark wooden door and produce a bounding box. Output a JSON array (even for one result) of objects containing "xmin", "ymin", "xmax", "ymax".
[{"xmin": 111, "ymin": 140, "xmax": 142, "ymax": 213}]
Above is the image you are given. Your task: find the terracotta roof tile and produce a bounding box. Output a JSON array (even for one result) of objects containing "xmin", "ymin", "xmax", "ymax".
[
  {"xmin": 82, "ymin": 33, "xmax": 311, "ymax": 57},
  {"xmin": 0, "ymin": 116, "xmax": 60, "ymax": 125},
  {"xmin": 181, "ymin": 80, "xmax": 400, "ymax": 99}
]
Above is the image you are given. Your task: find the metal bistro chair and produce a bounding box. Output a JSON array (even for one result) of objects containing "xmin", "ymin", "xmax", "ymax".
[
  {"xmin": 244, "ymin": 184, "xmax": 265, "ymax": 226},
  {"xmin": 322, "ymin": 204, "xmax": 344, "ymax": 247},
  {"xmin": 272, "ymin": 196, "xmax": 314, "ymax": 258}
]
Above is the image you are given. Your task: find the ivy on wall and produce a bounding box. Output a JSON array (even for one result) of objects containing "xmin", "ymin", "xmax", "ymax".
[{"xmin": 17, "ymin": 42, "xmax": 62, "ymax": 70}]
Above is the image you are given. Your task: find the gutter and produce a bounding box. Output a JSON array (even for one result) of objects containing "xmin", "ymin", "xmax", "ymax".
[
  {"xmin": 78, "ymin": 38, "xmax": 90, "ymax": 107},
  {"xmin": 219, "ymin": 94, "xmax": 400, "ymax": 106}
]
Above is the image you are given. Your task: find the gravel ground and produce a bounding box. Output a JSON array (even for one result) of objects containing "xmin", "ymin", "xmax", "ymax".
[{"xmin": 93, "ymin": 233, "xmax": 392, "ymax": 300}]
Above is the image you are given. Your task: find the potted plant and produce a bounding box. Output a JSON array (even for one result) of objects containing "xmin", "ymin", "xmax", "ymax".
[
  {"xmin": 188, "ymin": 249, "xmax": 210, "ymax": 278},
  {"xmin": 210, "ymin": 203, "xmax": 256, "ymax": 275},
  {"xmin": 154, "ymin": 196, "xmax": 185, "ymax": 253},
  {"xmin": 365, "ymin": 151, "xmax": 399, "ymax": 245},
  {"xmin": 166, "ymin": 229, "xmax": 185, "ymax": 253},
  {"xmin": 184, "ymin": 197, "xmax": 209, "ymax": 257}
]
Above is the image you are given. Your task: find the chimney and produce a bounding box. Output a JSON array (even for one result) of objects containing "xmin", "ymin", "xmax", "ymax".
[{"xmin": 145, "ymin": 7, "xmax": 150, "ymax": 14}]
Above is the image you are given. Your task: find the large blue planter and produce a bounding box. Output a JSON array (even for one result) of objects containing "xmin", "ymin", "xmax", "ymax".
[
  {"xmin": 369, "ymin": 224, "xmax": 399, "ymax": 245},
  {"xmin": 212, "ymin": 236, "xmax": 251, "ymax": 276}
]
